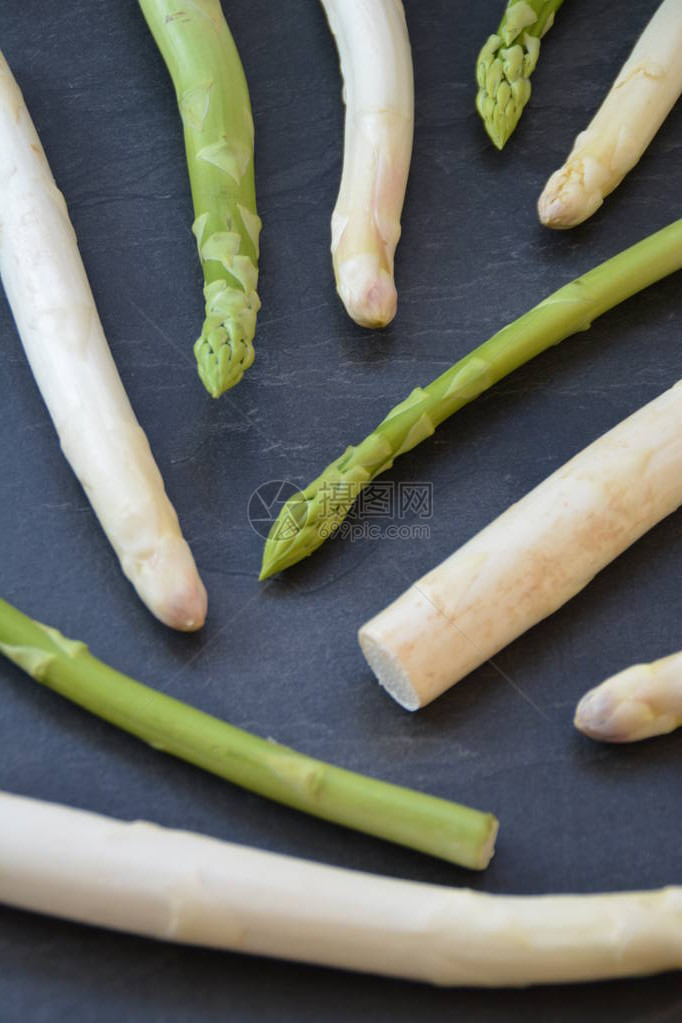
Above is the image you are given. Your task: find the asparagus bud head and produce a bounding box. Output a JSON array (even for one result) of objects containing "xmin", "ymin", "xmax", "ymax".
[
  {"xmin": 476, "ymin": 0, "xmax": 563, "ymax": 150},
  {"xmin": 476, "ymin": 30, "xmax": 539, "ymax": 150},
  {"xmin": 193, "ymin": 204, "xmax": 261, "ymax": 396},
  {"xmin": 575, "ymin": 652, "xmax": 682, "ymax": 743},
  {"xmin": 538, "ymin": 0, "xmax": 682, "ymax": 229}
]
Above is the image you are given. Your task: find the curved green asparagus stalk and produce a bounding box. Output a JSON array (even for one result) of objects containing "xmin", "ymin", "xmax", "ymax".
[
  {"xmin": 261, "ymin": 218, "xmax": 682, "ymax": 579},
  {"xmin": 0, "ymin": 597, "xmax": 498, "ymax": 869},
  {"xmin": 140, "ymin": 0, "xmax": 261, "ymax": 397},
  {"xmin": 476, "ymin": 0, "xmax": 564, "ymax": 149}
]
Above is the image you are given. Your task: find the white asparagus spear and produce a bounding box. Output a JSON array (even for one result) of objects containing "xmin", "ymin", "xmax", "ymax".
[
  {"xmin": 321, "ymin": 0, "xmax": 414, "ymax": 328},
  {"xmin": 360, "ymin": 379, "xmax": 682, "ymax": 710},
  {"xmin": 576, "ymin": 651, "xmax": 682, "ymax": 743},
  {"xmin": 2, "ymin": 790, "xmax": 681, "ymax": 987},
  {"xmin": 538, "ymin": 0, "xmax": 682, "ymax": 229},
  {"xmin": 0, "ymin": 52, "xmax": 206, "ymax": 631}
]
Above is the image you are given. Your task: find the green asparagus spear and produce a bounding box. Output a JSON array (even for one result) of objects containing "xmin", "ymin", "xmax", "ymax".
[
  {"xmin": 140, "ymin": 0, "xmax": 261, "ymax": 397},
  {"xmin": 476, "ymin": 0, "xmax": 564, "ymax": 149},
  {"xmin": 0, "ymin": 597, "xmax": 498, "ymax": 869},
  {"xmin": 261, "ymin": 218, "xmax": 682, "ymax": 579}
]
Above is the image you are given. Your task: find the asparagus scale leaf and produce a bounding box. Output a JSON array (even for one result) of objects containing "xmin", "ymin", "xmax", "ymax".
[
  {"xmin": 476, "ymin": 0, "xmax": 564, "ymax": 150},
  {"xmin": 260, "ymin": 218, "xmax": 682, "ymax": 579},
  {"xmin": 140, "ymin": 0, "xmax": 261, "ymax": 397},
  {"xmin": 0, "ymin": 597, "xmax": 498, "ymax": 870}
]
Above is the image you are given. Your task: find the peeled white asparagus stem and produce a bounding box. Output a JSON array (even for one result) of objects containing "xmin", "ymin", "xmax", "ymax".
[
  {"xmin": 321, "ymin": 0, "xmax": 414, "ymax": 328},
  {"xmin": 576, "ymin": 650, "xmax": 682, "ymax": 743},
  {"xmin": 2, "ymin": 790, "xmax": 682, "ymax": 987},
  {"xmin": 360, "ymin": 379, "xmax": 682, "ymax": 710},
  {"xmin": 538, "ymin": 0, "xmax": 682, "ymax": 229},
  {"xmin": 0, "ymin": 52, "xmax": 206, "ymax": 631}
]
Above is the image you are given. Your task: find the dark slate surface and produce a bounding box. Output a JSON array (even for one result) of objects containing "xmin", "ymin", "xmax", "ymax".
[{"xmin": 1, "ymin": 1, "xmax": 681, "ymax": 1019}]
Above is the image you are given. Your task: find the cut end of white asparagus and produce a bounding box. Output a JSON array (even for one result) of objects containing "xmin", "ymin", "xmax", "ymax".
[
  {"xmin": 335, "ymin": 254, "xmax": 398, "ymax": 329},
  {"xmin": 537, "ymin": 162, "xmax": 605, "ymax": 230},
  {"xmin": 359, "ymin": 626, "xmax": 420, "ymax": 711},
  {"xmin": 125, "ymin": 535, "xmax": 207, "ymax": 632},
  {"xmin": 360, "ymin": 378, "xmax": 682, "ymax": 710}
]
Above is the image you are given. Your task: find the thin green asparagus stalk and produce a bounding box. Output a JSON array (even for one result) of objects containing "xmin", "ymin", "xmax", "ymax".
[
  {"xmin": 261, "ymin": 218, "xmax": 682, "ymax": 579},
  {"xmin": 139, "ymin": 0, "xmax": 261, "ymax": 397},
  {"xmin": 0, "ymin": 597, "xmax": 497, "ymax": 870},
  {"xmin": 476, "ymin": 0, "xmax": 564, "ymax": 150}
]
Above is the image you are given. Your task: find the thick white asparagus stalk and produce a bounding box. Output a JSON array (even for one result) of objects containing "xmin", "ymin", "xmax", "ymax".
[
  {"xmin": 321, "ymin": 0, "xmax": 414, "ymax": 328},
  {"xmin": 576, "ymin": 651, "xmax": 682, "ymax": 743},
  {"xmin": 2, "ymin": 790, "xmax": 682, "ymax": 987},
  {"xmin": 360, "ymin": 379, "xmax": 682, "ymax": 710},
  {"xmin": 538, "ymin": 0, "xmax": 682, "ymax": 229},
  {"xmin": 0, "ymin": 52, "xmax": 206, "ymax": 631}
]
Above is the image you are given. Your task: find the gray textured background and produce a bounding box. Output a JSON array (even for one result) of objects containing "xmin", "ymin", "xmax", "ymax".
[{"xmin": 1, "ymin": 1, "xmax": 681, "ymax": 1019}]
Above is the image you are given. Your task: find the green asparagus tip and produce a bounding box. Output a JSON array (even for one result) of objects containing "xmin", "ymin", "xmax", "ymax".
[
  {"xmin": 259, "ymin": 533, "xmax": 306, "ymax": 580},
  {"xmin": 194, "ymin": 326, "xmax": 256, "ymax": 398},
  {"xmin": 485, "ymin": 118, "xmax": 507, "ymax": 152},
  {"xmin": 260, "ymin": 487, "xmax": 323, "ymax": 579},
  {"xmin": 259, "ymin": 455, "xmax": 372, "ymax": 579},
  {"xmin": 475, "ymin": 1, "xmax": 564, "ymax": 148},
  {"xmin": 261, "ymin": 219, "xmax": 682, "ymax": 577},
  {"xmin": 475, "ymin": 32, "xmax": 535, "ymax": 150},
  {"xmin": 260, "ymin": 525, "xmax": 294, "ymax": 579}
]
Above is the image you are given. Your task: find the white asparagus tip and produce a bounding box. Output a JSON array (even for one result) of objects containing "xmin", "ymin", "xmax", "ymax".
[
  {"xmin": 131, "ymin": 535, "xmax": 208, "ymax": 631},
  {"xmin": 335, "ymin": 254, "xmax": 398, "ymax": 329},
  {"xmin": 574, "ymin": 682, "xmax": 651, "ymax": 743},
  {"xmin": 575, "ymin": 656, "xmax": 682, "ymax": 743},
  {"xmin": 537, "ymin": 163, "xmax": 604, "ymax": 230},
  {"xmin": 0, "ymin": 50, "xmax": 208, "ymax": 633}
]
